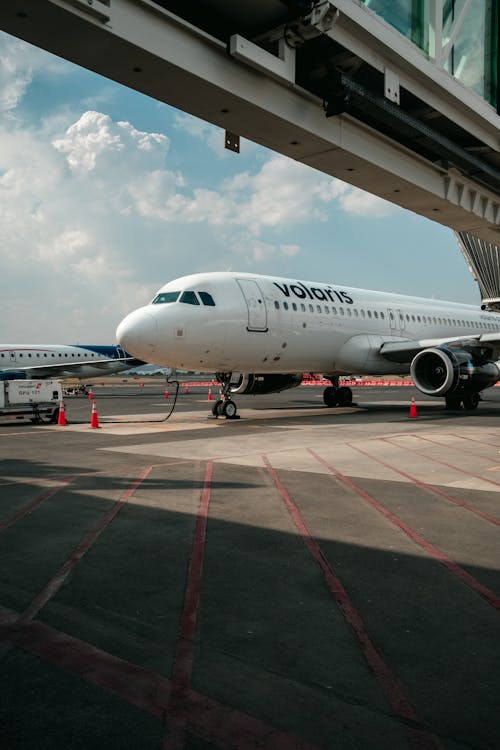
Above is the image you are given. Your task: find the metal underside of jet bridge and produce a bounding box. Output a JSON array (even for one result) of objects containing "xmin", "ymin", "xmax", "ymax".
[{"xmin": 2, "ymin": 1, "xmax": 500, "ymax": 257}]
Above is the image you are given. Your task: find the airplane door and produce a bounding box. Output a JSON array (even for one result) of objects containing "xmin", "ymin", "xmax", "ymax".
[
  {"xmin": 388, "ymin": 308, "xmax": 405, "ymax": 334},
  {"xmin": 237, "ymin": 279, "xmax": 268, "ymax": 331},
  {"xmin": 9, "ymin": 351, "xmax": 16, "ymax": 363},
  {"xmin": 388, "ymin": 308, "xmax": 396, "ymax": 331}
]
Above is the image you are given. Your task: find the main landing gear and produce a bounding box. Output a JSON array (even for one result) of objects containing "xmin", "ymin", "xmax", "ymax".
[
  {"xmin": 210, "ymin": 376, "xmax": 240, "ymax": 419},
  {"xmin": 323, "ymin": 377, "xmax": 353, "ymax": 407},
  {"xmin": 445, "ymin": 392, "xmax": 481, "ymax": 410}
]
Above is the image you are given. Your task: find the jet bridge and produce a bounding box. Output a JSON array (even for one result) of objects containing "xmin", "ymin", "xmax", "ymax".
[
  {"xmin": 2, "ymin": 0, "xmax": 500, "ymax": 244},
  {"xmin": 455, "ymin": 231, "xmax": 500, "ymax": 312}
]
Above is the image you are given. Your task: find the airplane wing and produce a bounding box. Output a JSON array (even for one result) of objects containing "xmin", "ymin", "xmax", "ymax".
[
  {"xmin": 11, "ymin": 356, "xmax": 141, "ymax": 379},
  {"xmin": 379, "ymin": 332, "xmax": 500, "ymax": 363}
]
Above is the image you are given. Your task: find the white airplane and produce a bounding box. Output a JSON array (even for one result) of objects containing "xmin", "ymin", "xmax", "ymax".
[
  {"xmin": 116, "ymin": 272, "xmax": 500, "ymax": 418},
  {"xmin": 0, "ymin": 344, "xmax": 143, "ymax": 381}
]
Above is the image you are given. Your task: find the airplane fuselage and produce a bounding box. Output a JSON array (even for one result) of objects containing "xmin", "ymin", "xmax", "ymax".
[{"xmin": 116, "ymin": 272, "xmax": 500, "ymax": 376}]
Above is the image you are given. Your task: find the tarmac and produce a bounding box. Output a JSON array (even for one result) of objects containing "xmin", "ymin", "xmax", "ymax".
[{"xmin": 1, "ymin": 381, "xmax": 499, "ymax": 750}]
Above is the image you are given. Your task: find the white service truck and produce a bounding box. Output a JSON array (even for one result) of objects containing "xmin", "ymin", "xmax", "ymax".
[{"xmin": 0, "ymin": 379, "xmax": 62, "ymax": 423}]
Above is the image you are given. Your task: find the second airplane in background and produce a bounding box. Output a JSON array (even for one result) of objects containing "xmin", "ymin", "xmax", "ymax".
[
  {"xmin": 116, "ymin": 272, "xmax": 500, "ymax": 418},
  {"xmin": 0, "ymin": 344, "xmax": 143, "ymax": 380}
]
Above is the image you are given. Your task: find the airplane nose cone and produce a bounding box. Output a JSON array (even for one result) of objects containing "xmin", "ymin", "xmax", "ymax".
[{"xmin": 116, "ymin": 308, "xmax": 158, "ymax": 360}]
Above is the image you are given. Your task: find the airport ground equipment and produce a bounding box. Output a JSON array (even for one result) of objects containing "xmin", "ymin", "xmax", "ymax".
[{"xmin": 0, "ymin": 379, "xmax": 62, "ymax": 423}]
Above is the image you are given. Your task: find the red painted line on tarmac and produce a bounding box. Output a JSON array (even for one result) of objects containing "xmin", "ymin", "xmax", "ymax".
[
  {"xmin": 163, "ymin": 461, "xmax": 213, "ymax": 750},
  {"xmin": 262, "ymin": 454, "xmax": 440, "ymax": 750},
  {"xmin": 448, "ymin": 432, "xmax": 500, "ymax": 449},
  {"xmin": 363, "ymin": 439, "xmax": 500, "ymax": 527},
  {"xmin": 384, "ymin": 435, "xmax": 500, "ymax": 491},
  {"xmin": 404, "ymin": 432, "xmax": 500, "ymax": 460},
  {"xmin": 0, "ymin": 617, "xmax": 320, "ymax": 750},
  {"xmin": 19, "ymin": 465, "xmax": 153, "ymax": 624},
  {"xmin": 308, "ymin": 448, "xmax": 500, "ymax": 612},
  {"xmin": 0, "ymin": 477, "xmax": 76, "ymax": 532}
]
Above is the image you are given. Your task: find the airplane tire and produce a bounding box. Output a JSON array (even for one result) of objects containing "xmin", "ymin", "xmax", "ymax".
[
  {"xmin": 463, "ymin": 392, "xmax": 480, "ymax": 410},
  {"xmin": 336, "ymin": 386, "xmax": 353, "ymax": 406},
  {"xmin": 212, "ymin": 400, "xmax": 224, "ymax": 416},
  {"xmin": 222, "ymin": 399, "xmax": 237, "ymax": 418},
  {"xmin": 323, "ymin": 386, "xmax": 338, "ymax": 407}
]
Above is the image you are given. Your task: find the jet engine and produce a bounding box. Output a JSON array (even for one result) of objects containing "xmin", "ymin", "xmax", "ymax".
[
  {"xmin": 410, "ymin": 346, "xmax": 499, "ymax": 397},
  {"xmin": 0, "ymin": 371, "xmax": 27, "ymax": 381},
  {"xmin": 220, "ymin": 373, "xmax": 303, "ymax": 395}
]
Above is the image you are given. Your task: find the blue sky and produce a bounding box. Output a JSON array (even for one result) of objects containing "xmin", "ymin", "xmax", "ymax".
[{"xmin": 0, "ymin": 31, "xmax": 480, "ymax": 342}]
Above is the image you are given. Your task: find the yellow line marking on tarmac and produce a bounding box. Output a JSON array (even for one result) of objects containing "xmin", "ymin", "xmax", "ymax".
[{"xmin": 488, "ymin": 466, "xmax": 500, "ymax": 471}]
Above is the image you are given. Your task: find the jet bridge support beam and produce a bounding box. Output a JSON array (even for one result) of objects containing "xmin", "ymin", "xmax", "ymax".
[{"xmin": 2, "ymin": 0, "xmax": 500, "ymax": 244}]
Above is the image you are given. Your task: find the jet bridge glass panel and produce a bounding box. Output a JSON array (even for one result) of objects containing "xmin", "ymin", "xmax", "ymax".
[
  {"xmin": 237, "ymin": 279, "xmax": 268, "ymax": 331},
  {"xmin": 362, "ymin": 0, "xmax": 498, "ymax": 107}
]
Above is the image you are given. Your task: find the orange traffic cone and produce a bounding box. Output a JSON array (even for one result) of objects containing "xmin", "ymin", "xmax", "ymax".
[
  {"xmin": 185, "ymin": 385, "xmax": 189, "ymax": 394},
  {"xmin": 207, "ymin": 388, "xmax": 212, "ymax": 401},
  {"xmin": 164, "ymin": 387, "xmax": 169, "ymax": 399},
  {"xmin": 88, "ymin": 388, "xmax": 93, "ymax": 400},
  {"xmin": 57, "ymin": 400, "xmax": 67, "ymax": 426},
  {"xmin": 409, "ymin": 396, "xmax": 417, "ymax": 418},
  {"xmin": 90, "ymin": 401, "xmax": 100, "ymax": 428}
]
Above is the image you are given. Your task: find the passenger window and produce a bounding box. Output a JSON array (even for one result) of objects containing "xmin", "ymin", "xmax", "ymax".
[
  {"xmin": 179, "ymin": 291, "xmax": 200, "ymax": 305},
  {"xmin": 332, "ymin": 307, "xmax": 337, "ymax": 315},
  {"xmin": 374, "ymin": 311, "xmax": 378, "ymax": 319},
  {"xmin": 361, "ymin": 310, "xmax": 365, "ymax": 318},
  {"xmin": 199, "ymin": 291, "xmax": 215, "ymax": 306},
  {"xmin": 340, "ymin": 308, "xmax": 345, "ymax": 316},
  {"xmin": 292, "ymin": 302, "xmax": 297, "ymax": 311},
  {"xmin": 152, "ymin": 291, "xmax": 180, "ymax": 304},
  {"xmin": 300, "ymin": 303, "xmax": 306, "ymax": 312},
  {"xmin": 308, "ymin": 304, "xmax": 314, "ymax": 313},
  {"xmin": 380, "ymin": 311, "xmax": 384, "ymax": 319},
  {"xmin": 284, "ymin": 301, "xmax": 289, "ymax": 310},
  {"xmin": 325, "ymin": 306, "xmax": 329, "ymax": 314},
  {"xmin": 316, "ymin": 305, "xmax": 321, "ymax": 313},
  {"xmin": 367, "ymin": 310, "xmax": 372, "ymax": 318},
  {"xmin": 274, "ymin": 300, "xmax": 280, "ymax": 309},
  {"xmin": 354, "ymin": 309, "xmax": 358, "ymax": 317}
]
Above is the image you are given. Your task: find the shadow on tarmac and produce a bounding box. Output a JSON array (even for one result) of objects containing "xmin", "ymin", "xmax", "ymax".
[{"xmin": 0, "ymin": 452, "xmax": 499, "ymax": 750}]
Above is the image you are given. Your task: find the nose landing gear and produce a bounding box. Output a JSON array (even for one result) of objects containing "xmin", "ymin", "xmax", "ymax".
[
  {"xmin": 211, "ymin": 396, "xmax": 239, "ymax": 419},
  {"xmin": 210, "ymin": 376, "xmax": 241, "ymax": 419}
]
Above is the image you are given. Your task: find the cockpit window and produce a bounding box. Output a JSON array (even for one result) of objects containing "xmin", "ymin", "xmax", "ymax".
[
  {"xmin": 152, "ymin": 291, "xmax": 180, "ymax": 304},
  {"xmin": 199, "ymin": 291, "xmax": 215, "ymax": 306},
  {"xmin": 179, "ymin": 291, "xmax": 200, "ymax": 305}
]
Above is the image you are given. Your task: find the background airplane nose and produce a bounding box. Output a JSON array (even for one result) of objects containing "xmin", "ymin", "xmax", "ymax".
[{"xmin": 116, "ymin": 309, "xmax": 158, "ymax": 360}]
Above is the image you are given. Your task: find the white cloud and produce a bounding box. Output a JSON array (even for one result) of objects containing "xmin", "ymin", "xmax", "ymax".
[
  {"xmin": 0, "ymin": 33, "xmax": 71, "ymax": 114},
  {"xmin": 53, "ymin": 110, "xmax": 169, "ymax": 175}
]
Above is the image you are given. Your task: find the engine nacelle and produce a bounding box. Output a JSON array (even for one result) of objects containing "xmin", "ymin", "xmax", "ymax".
[
  {"xmin": 0, "ymin": 371, "xmax": 27, "ymax": 381},
  {"xmin": 224, "ymin": 373, "xmax": 303, "ymax": 395},
  {"xmin": 410, "ymin": 346, "xmax": 499, "ymax": 397}
]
